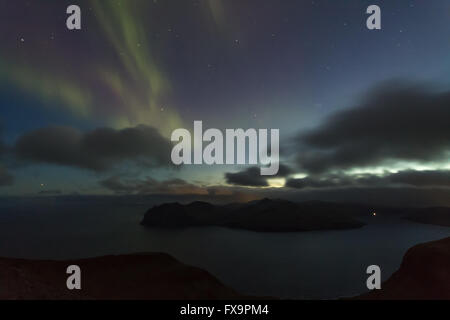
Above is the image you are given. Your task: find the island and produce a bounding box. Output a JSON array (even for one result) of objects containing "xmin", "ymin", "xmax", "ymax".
[
  {"xmin": 141, "ymin": 198, "xmax": 367, "ymax": 232},
  {"xmin": 404, "ymin": 207, "xmax": 450, "ymax": 227}
]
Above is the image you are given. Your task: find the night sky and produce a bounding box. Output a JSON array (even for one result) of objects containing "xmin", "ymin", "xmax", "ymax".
[{"xmin": 1, "ymin": 0, "xmax": 450, "ymax": 206}]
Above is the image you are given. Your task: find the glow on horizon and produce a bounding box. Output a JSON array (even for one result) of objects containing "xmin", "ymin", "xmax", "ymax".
[
  {"xmin": 343, "ymin": 161, "xmax": 450, "ymax": 176},
  {"xmin": 267, "ymin": 178, "xmax": 286, "ymax": 188},
  {"xmin": 292, "ymin": 173, "xmax": 307, "ymax": 179}
]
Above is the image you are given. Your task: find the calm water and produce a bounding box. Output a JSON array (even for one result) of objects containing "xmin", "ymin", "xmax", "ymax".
[{"xmin": 0, "ymin": 198, "xmax": 449, "ymax": 299}]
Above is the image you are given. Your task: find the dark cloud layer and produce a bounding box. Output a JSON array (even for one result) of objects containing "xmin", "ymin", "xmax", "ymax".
[
  {"xmin": 226, "ymin": 167, "xmax": 269, "ymax": 187},
  {"xmin": 100, "ymin": 176, "xmax": 207, "ymax": 195},
  {"xmin": 225, "ymin": 164, "xmax": 292, "ymax": 187},
  {"xmin": 15, "ymin": 125, "xmax": 172, "ymax": 171},
  {"xmin": 0, "ymin": 132, "xmax": 13, "ymax": 186},
  {"xmin": 388, "ymin": 170, "xmax": 450, "ymax": 187},
  {"xmin": 0, "ymin": 141, "xmax": 5, "ymax": 155},
  {"xmin": 296, "ymin": 82, "xmax": 450, "ymax": 174},
  {"xmin": 0, "ymin": 166, "xmax": 14, "ymax": 187},
  {"xmin": 38, "ymin": 190, "xmax": 62, "ymax": 195},
  {"xmin": 286, "ymin": 170, "xmax": 450, "ymax": 189}
]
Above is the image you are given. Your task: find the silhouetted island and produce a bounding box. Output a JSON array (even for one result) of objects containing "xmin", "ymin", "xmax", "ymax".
[
  {"xmin": 0, "ymin": 253, "xmax": 251, "ymax": 300},
  {"xmin": 141, "ymin": 199, "xmax": 450, "ymax": 231},
  {"xmin": 141, "ymin": 198, "xmax": 367, "ymax": 232},
  {"xmin": 404, "ymin": 207, "xmax": 450, "ymax": 227},
  {"xmin": 357, "ymin": 236, "xmax": 450, "ymax": 300}
]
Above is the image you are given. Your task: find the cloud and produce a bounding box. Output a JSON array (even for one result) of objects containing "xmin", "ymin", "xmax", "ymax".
[
  {"xmin": 0, "ymin": 141, "xmax": 5, "ymax": 155},
  {"xmin": 276, "ymin": 164, "xmax": 293, "ymax": 176},
  {"xmin": 15, "ymin": 125, "xmax": 172, "ymax": 171},
  {"xmin": 226, "ymin": 167, "xmax": 268, "ymax": 187},
  {"xmin": 99, "ymin": 176, "xmax": 208, "ymax": 195},
  {"xmin": 286, "ymin": 174, "xmax": 354, "ymax": 189},
  {"xmin": 387, "ymin": 170, "xmax": 450, "ymax": 187},
  {"xmin": 38, "ymin": 190, "xmax": 62, "ymax": 195},
  {"xmin": 296, "ymin": 82, "xmax": 450, "ymax": 174},
  {"xmin": 0, "ymin": 132, "xmax": 13, "ymax": 187},
  {"xmin": 286, "ymin": 170, "xmax": 450, "ymax": 189},
  {"xmin": 0, "ymin": 166, "xmax": 14, "ymax": 187},
  {"xmin": 225, "ymin": 164, "xmax": 292, "ymax": 187}
]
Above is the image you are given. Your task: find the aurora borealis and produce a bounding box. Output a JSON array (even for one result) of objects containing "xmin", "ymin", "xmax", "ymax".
[{"xmin": 1, "ymin": 0, "xmax": 450, "ymax": 206}]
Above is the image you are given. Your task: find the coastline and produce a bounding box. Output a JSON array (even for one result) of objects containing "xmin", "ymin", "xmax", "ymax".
[{"xmin": 1, "ymin": 236, "xmax": 449, "ymax": 300}]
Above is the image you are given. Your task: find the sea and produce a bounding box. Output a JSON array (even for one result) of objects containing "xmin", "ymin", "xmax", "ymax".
[{"xmin": 0, "ymin": 196, "xmax": 449, "ymax": 299}]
